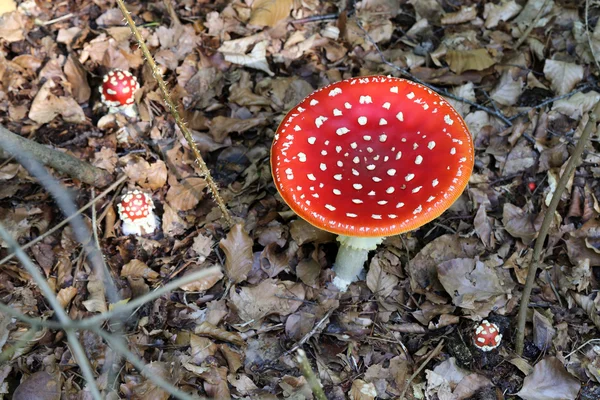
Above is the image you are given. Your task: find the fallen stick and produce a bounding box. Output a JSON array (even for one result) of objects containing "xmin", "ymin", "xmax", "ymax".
[{"xmin": 0, "ymin": 124, "xmax": 113, "ymax": 188}]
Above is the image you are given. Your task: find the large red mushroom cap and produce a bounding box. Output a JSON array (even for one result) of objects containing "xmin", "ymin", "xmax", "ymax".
[
  {"xmin": 99, "ymin": 69, "xmax": 139, "ymax": 109},
  {"xmin": 270, "ymin": 76, "xmax": 474, "ymax": 237},
  {"xmin": 473, "ymin": 320, "xmax": 502, "ymax": 352}
]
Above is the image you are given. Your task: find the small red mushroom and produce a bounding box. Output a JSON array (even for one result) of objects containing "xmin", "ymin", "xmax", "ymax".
[
  {"xmin": 117, "ymin": 189, "xmax": 157, "ymax": 236},
  {"xmin": 270, "ymin": 76, "xmax": 474, "ymax": 291},
  {"xmin": 527, "ymin": 182, "xmax": 536, "ymax": 192},
  {"xmin": 99, "ymin": 69, "xmax": 139, "ymax": 117},
  {"xmin": 473, "ymin": 320, "xmax": 502, "ymax": 351}
]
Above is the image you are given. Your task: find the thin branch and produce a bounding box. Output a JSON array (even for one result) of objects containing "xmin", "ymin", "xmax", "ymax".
[
  {"xmin": 75, "ymin": 266, "xmax": 222, "ymax": 329},
  {"xmin": 400, "ymin": 340, "xmax": 444, "ymax": 400},
  {"xmin": 0, "ymin": 174, "xmax": 127, "ymax": 266},
  {"xmin": 0, "ymin": 124, "xmax": 113, "ymax": 187},
  {"xmin": 509, "ymin": 85, "xmax": 590, "ymax": 122},
  {"xmin": 0, "ymin": 222, "xmax": 103, "ymax": 400},
  {"xmin": 515, "ymin": 102, "xmax": 600, "ymax": 355},
  {"xmin": 354, "ymin": 20, "xmax": 513, "ymax": 127},
  {"xmin": 94, "ymin": 328, "xmax": 204, "ymax": 400},
  {"xmin": 115, "ymin": 0, "xmax": 232, "ymax": 226},
  {"xmin": 295, "ymin": 349, "xmax": 327, "ymax": 400},
  {"xmin": 514, "ymin": 0, "xmax": 551, "ymax": 49},
  {"xmin": 0, "ymin": 134, "xmax": 120, "ymax": 305}
]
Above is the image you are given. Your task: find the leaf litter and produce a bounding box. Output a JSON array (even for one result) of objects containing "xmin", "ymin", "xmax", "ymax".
[{"xmin": 1, "ymin": 0, "xmax": 600, "ymax": 398}]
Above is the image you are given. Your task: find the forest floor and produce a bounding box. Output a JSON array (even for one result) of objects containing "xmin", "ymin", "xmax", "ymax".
[{"xmin": 1, "ymin": 0, "xmax": 600, "ymax": 399}]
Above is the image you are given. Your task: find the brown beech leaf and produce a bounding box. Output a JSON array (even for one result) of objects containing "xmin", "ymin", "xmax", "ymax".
[
  {"xmin": 13, "ymin": 371, "xmax": 60, "ymax": 400},
  {"xmin": 502, "ymin": 203, "xmax": 538, "ymax": 244},
  {"xmin": 28, "ymin": 79, "xmax": 85, "ymax": 124},
  {"xmin": 121, "ymin": 259, "xmax": 159, "ymax": 280},
  {"xmin": 190, "ymin": 334, "xmax": 217, "ymax": 364},
  {"xmin": 219, "ymin": 224, "xmax": 253, "ymax": 283},
  {"xmin": 194, "ymin": 321, "xmax": 245, "ymax": 346},
  {"xmin": 366, "ymin": 257, "xmax": 398, "ymax": 298},
  {"xmin": 192, "ymin": 233, "xmax": 214, "ymax": 262},
  {"xmin": 543, "ymin": 60, "xmax": 584, "ymax": 96},
  {"xmin": 350, "ymin": 379, "xmax": 377, "ymax": 400},
  {"xmin": 166, "ymin": 177, "xmax": 207, "ymax": 211},
  {"xmin": 162, "ymin": 203, "xmax": 188, "ymax": 237},
  {"xmin": 249, "ymin": 0, "xmax": 293, "ymax": 27},
  {"xmin": 82, "ymin": 275, "xmax": 107, "ymax": 313},
  {"xmin": 445, "ymin": 49, "xmax": 495, "ymax": 74},
  {"xmin": 178, "ymin": 266, "xmax": 223, "ymax": 292},
  {"xmin": 123, "ymin": 157, "xmax": 167, "ymax": 190},
  {"xmin": 229, "ymin": 279, "xmax": 305, "ymax": 323},
  {"xmin": 516, "ymin": 357, "xmax": 581, "ymax": 400},
  {"xmin": 56, "ymin": 286, "xmax": 78, "ymax": 308}
]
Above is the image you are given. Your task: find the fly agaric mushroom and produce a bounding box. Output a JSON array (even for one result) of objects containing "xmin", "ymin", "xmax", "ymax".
[
  {"xmin": 99, "ymin": 69, "xmax": 140, "ymax": 117},
  {"xmin": 270, "ymin": 76, "xmax": 474, "ymax": 291},
  {"xmin": 473, "ymin": 320, "xmax": 502, "ymax": 351},
  {"xmin": 117, "ymin": 189, "xmax": 157, "ymax": 236}
]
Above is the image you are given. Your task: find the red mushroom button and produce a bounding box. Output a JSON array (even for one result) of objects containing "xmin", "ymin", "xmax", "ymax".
[
  {"xmin": 99, "ymin": 69, "xmax": 140, "ymax": 117},
  {"xmin": 473, "ymin": 320, "xmax": 502, "ymax": 351},
  {"xmin": 117, "ymin": 190, "xmax": 157, "ymax": 236},
  {"xmin": 270, "ymin": 76, "xmax": 474, "ymax": 290}
]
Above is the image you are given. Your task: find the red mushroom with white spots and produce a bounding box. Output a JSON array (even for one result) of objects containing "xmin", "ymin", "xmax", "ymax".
[
  {"xmin": 270, "ymin": 76, "xmax": 474, "ymax": 291},
  {"xmin": 99, "ymin": 69, "xmax": 140, "ymax": 118},
  {"xmin": 117, "ymin": 189, "xmax": 157, "ymax": 236},
  {"xmin": 473, "ymin": 320, "xmax": 502, "ymax": 352}
]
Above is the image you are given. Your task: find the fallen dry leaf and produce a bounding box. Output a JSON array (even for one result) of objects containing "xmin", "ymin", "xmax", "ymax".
[
  {"xmin": 121, "ymin": 259, "xmax": 159, "ymax": 280},
  {"xmin": 249, "ymin": 0, "xmax": 292, "ymax": 27},
  {"xmin": 516, "ymin": 357, "xmax": 581, "ymax": 400},
  {"xmin": 194, "ymin": 321, "xmax": 245, "ymax": 346},
  {"xmin": 123, "ymin": 158, "xmax": 167, "ymax": 190},
  {"xmin": 219, "ymin": 224, "xmax": 253, "ymax": 284},
  {"xmin": 12, "ymin": 371, "xmax": 60, "ymax": 400},
  {"xmin": 543, "ymin": 60, "xmax": 584, "ymax": 96},
  {"xmin": 446, "ymin": 49, "xmax": 495, "ymax": 75},
  {"xmin": 28, "ymin": 79, "xmax": 86, "ymax": 124},
  {"xmin": 166, "ymin": 177, "xmax": 207, "ymax": 211},
  {"xmin": 178, "ymin": 266, "xmax": 223, "ymax": 292},
  {"xmin": 229, "ymin": 279, "xmax": 305, "ymax": 323}
]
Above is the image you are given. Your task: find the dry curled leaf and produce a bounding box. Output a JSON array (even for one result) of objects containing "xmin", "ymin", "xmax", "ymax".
[
  {"xmin": 56, "ymin": 286, "xmax": 78, "ymax": 308},
  {"xmin": 82, "ymin": 275, "xmax": 107, "ymax": 313},
  {"xmin": 12, "ymin": 371, "xmax": 60, "ymax": 400},
  {"xmin": 543, "ymin": 60, "xmax": 584, "ymax": 96},
  {"xmin": 121, "ymin": 259, "xmax": 159, "ymax": 280},
  {"xmin": 219, "ymin": 224, "xmax": 253, "ymax": 283},
  {"xmin": 28, "ymin": 79, "xmax": 85, "ymax": 124},
  {"xmin": 229, "ymin": 279, "xmax": 305, "ymax": 323},
  {"xmin": 446, "ymin": 49, "xmax": 495, "ymax": 75},
  {"xmin": 166, "ymin": 177, "xmax": 207, "ymax": 211},
  {"xmin": 179, "ymin": 266, "xmax": 224, "ymax": 292},
  {"xmin": 194, "ymin": 321, "xmax": 245, "ymax": 346},
  {"xmin": 249, "ymin": 0, "xmax": 293, "ymax": 27},
  {"xmin": 516, "ymin": 357, "xmax": 581, "ymax": 400}
]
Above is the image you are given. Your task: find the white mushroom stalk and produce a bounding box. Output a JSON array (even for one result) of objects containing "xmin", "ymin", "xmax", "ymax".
[{"xmin": 271, "ymin": 76, "xmax": 475, "ymax": 291}]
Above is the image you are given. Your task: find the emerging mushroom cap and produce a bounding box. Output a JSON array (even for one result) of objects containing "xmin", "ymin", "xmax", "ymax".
[
  {"xmin": 117, "ymin": 189, "xmax": 157, "ymax": 236},
  {"xmin": 473, "ymin": 320, "xmax": 502, "ymax": 352},
  {"xmin": 99, "ymin": 69, "xmax": 139, "ymax": 109},
  {"xmin": 271, "ymin": 76, "xmax": 474, "ymax": 237}
]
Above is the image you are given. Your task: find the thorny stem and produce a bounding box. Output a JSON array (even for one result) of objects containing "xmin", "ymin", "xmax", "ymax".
[
  {"xmin": 515, "ymin": 102, "xmax": 600, "ymax": 355},
  {"xmin": 115, "ymin": 0, "xmax": 232, "ymax": 227},
  {"xmin": 296, "ymin": 349, "xmax": 327, "ymax": 400}
]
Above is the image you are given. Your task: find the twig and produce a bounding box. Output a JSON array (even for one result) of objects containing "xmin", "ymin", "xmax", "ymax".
[
  {"xmin": 283, "ymin": 308, "xmax": 335, "ymax": 357},
  {"xmin": 34, "ymin": 13, "xmax": 75, "ymax": 26},
  {"xmin": 514, "ymin": 0, "xmax": 551, "ymax": 49},
  {"xmin": 0, "ymin": 135, "xmax": 120, "ymax": 304},
  {"xmin": 565, "ymin": 338, "xmax": 600, "ymax": 358},
  {"xmin": 94, "ymin": 328, "xmax": 204, "ymax": 400},
  {"xmin": 0, "ymin": 175, "xmax": 127, "ymax": 266},
  {"xmin": 0, "ymin": 124, "xmax": 113, "ymax": 187},
  {"xmin": 75, "ymin": 266, "xmax": 222, "ymax": 329},
  {"xmin": 354, "ymin": 20, "xmax": 513, "ymax": 127},
  {"xmin": 586, "ymin": 0, "xmax": 600, "ymax": 74},
  {"xmin": 509, "ymin": 85, "xmax": 590, "ymax": 122},
  {"xmin": 0, "ymin": 222, "xmax": 103, "ymax": 400},
  {"xmin": 295, "ymin": 349, "xmax": 327, "ymax": 400},
  {"xmin": 115, "ymin": 0, "xmax": 232, "ymax": 226},
  {"xmin": 515, "ymin": 101, "xmax": 600, "ymax": 355},
  {"xmin": 399, "ymin": 340, "xmax": 444, "ymax": 400}
]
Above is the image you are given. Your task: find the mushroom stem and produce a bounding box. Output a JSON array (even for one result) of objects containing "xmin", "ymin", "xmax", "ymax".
[{"xmin": 332, "ymin": 235, "xmax": 383, "ymax": 291}]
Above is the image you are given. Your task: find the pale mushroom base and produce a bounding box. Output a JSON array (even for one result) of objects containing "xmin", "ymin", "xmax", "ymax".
[
  {"xmin": 121, "ymin": 214, "xmax": 158, "ymax": 236},
  {"xmin": 332, "ymin": 235, "xmax": 384, "ymax": 291},
  {"xmin": 108, "ymin": 104, "xmax": 137, "ymax": 118}
]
